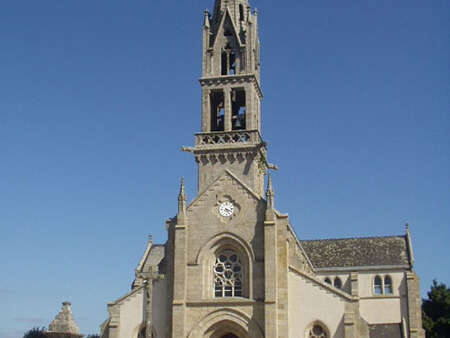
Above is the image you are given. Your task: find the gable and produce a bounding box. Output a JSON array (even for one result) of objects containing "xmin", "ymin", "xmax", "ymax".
[
  {"xmin": 185, "ymin": 169, "xmax": 266, "ymax": 264},
  {"xmin": 211, "ymin": 8, "xmax": 243, "ymax": 49}
]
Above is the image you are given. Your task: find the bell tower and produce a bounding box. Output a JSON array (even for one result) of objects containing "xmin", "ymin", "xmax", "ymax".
[{"xmin": 187, "ymin": 0, "xmax": 267, "ymax": 195}]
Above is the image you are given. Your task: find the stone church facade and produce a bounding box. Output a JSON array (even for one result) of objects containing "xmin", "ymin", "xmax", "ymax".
[{"xmin": 100, "ymin": 1, "xmax": 425, "ymax": 337}]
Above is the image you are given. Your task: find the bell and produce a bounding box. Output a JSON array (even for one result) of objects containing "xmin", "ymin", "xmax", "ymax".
[{"xmin": 234, "ymin": 118, "xmax": 242, "ymax": 129}]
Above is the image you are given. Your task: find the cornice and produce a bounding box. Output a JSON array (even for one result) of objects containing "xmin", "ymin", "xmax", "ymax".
[{"xmin": 199, "ymin": 74, "xmax": 263, "ymax": 99}]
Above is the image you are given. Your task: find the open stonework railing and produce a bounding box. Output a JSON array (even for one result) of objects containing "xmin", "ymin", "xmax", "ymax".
[{"xmin": 195, "ymin": 130, "xmax": 262, "ymax": 147}]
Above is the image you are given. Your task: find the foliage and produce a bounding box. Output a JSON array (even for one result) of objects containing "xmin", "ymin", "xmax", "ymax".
[
  {"xmin": 422, "ymin": 280, "xmax": 450, "ymax": 338},
  {"xmin": 23, "ymin": 327, "xmax": 47, "ymax": 338},
  {"xmin": 86, "ymin": 335, "xmax": 100, "ymax": 338}
]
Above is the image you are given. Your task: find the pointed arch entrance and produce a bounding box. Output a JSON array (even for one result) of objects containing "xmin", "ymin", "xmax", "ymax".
[
  {"xmin": 220, "ymin": 334, "xmax": 239, "ymax": 338},
  {"xmin": 206, "ymin": 319, "xmax": 248, "ymax": 338},
  {"xmin": 187, "ymin": 309, "xmax": 263, "ymax": 338}
]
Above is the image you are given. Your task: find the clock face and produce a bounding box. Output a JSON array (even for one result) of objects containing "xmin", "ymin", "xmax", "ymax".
[{"xmin": 219, "ymin": 201, "xmax": 234, "ymax": 217}]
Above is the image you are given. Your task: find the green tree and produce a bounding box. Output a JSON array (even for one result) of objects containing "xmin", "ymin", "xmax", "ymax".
[
  {"xmin": 422, "ymin": 280, "xmax": 450, "ymax": 338},
  {"xmin": 23, "ymin": 327, "xmax": 47, "ymax": 338}
]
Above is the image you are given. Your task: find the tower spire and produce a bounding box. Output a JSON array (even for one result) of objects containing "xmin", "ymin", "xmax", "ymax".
[{"xmin": 189, "ymin": 0, "xmax": 266, "ymax": 195}]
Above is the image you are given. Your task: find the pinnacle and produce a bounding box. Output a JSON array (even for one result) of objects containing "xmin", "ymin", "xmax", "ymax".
[
  {"xmin": 178, "ymin": 178, "xmax": 187, "ymax": 203},
  {"xmin": 266, "ymin": 172, "xmax": 274, "ymax": 196}
]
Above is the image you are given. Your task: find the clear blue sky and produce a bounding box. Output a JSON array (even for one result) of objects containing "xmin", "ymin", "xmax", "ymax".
[{"xmin": 1, "ymin": 0, "xmax": 448, "ymax": 337}]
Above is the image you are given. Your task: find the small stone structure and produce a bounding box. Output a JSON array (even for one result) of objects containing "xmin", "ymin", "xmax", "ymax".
[{"xmin": 47, "ymin": 302, "xmax": 83, "ymax": 338}]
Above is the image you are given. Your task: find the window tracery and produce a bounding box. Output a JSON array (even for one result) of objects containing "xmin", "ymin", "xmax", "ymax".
[
  {"xmin": 373, "ymin": 274, "xmax": 394, "ymax": 295},
  {"xmin": 214, "ymin": 251, "xmax": 243, "ymax": 297},
  {"xmin": 307, "ymin": 324, "xmax": 328, "ymax": 338}
]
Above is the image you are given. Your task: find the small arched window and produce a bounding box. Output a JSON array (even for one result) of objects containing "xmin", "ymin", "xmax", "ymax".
[
  {"xmin": 333, "ymin": 277, "xmax": 342, "ymax": 289},
  {"xmin": 214, "ymin": 251, "xmax": 243, "ymax": 297},
  {"xmin": 384, "ymin": 276, "xmax": 393, "ymax": 294},
  {"xmin": 374, "ymin": 275, "xmax": 383, "ymax": 295},
  {"xmin": 307, "ymin": 323, "xmax": 328, "ymax": 338},
  {"xmin": 324, "ymin": 277, "xmax": 331, "ymax": 285}
]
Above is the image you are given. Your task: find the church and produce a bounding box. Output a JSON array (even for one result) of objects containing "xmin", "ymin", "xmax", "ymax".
[{"xmin": 100, "ymin": 1, "xmax": 425, "ymax": 337}]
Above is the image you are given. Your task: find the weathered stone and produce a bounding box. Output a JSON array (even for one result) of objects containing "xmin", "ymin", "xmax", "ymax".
[{"xmin": 48, "ymin": 302, "xmax": 82, "ymax": 338}]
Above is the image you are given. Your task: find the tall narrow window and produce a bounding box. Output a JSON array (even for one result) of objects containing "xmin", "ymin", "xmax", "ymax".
[
  {"xmin": 231, "ymin": 88, "xmax": 246, "ymax": 130},
  {"xmin": 239, "ymin": 4, "xmax": 244, "ymax": 21},
  {"xmin": 374, "ymin": 275, "xmax": 383, "ymax": 295},
  {"xmin": 221, "ymin": 44, "xmax": 236, "ymax": 75},
  {"xmin": 334, "ymin": 277, "xmax": 342, "ymax": 289},
  {"xmin": 214, "ymin": 252, "xmax": 243, "ymax": 297},
  {"xmin": 384, "ymin": 276, "xmax": 393, "ymax": 294},
  {"xmin": 210, "ymin": 90, "xmax": 225, "ymax": 131}
]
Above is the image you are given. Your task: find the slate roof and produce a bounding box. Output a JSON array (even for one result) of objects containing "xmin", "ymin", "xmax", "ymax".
[
  {"xmin": 369, "ymin": 323, "xmax": 403, "ymax": 338},
  {"xmin": 300, "ymin": 236, "xmax": 410, "ymax": 269}
]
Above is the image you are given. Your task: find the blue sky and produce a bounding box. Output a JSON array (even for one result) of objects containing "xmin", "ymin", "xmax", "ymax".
[{"xmin": 1, "ymin": 0, "xmax": 448, "ymax": 336}]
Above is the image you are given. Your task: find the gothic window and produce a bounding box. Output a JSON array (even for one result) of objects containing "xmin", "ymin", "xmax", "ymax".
[
  {"xmin": 210, "ymin": 90, "xmax": 225, "ymax": 131},
  {"xmin": 239, "ymin": 4, "xmax": 244, "ymax": 21},
  {"xmin": 324, "ymin": 277, "xmax": 331, "ymax": 285},
  {"xmin": 214, "ymin": 251, "xmax": 243, "ymax": 297},
  {"xmin": 333, "ymin": 277, "xmax": 342, "ymax": 289},
  {"xmin": 384, "ymin": 275, "xmax": 393, "ymax": 294},
  {"xmin": 374, "ymin": 275, "xmax": 383, "ymax": 295},
  {"xmin": 307, "ymin": 324, "xmax": 328, "ymax": 338},
  {"xmin": 221, "ymin": 44, "xmax": 236, "ymax": 75},
  {"xmin": 231, "ymin": 88, "xmax": 246, "ymax": 130}
]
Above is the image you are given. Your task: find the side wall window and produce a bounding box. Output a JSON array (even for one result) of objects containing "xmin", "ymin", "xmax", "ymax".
[
  {"xmin": 374, "ymin": 275, "xmax": 393, "ymax": 295},
  {"xmin": 333, "ymin": 277, "xmax": 342, "ymax": 289},
  {"xmin": 374, "ymin": 275, "xmax": 383, "ymax": 295},
  {"xmin": 384, "ymin": 276, "xmax": 393, "ymax": 294}
]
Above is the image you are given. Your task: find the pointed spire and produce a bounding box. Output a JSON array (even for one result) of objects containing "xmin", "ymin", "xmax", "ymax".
[
  {"xmin": 404, "ymin": 222, "xmax": 415, "ymax": 269},
  {"xmin": 148, "ymin": 234, "xmax": 153, "ymax": 247},
  {"xmin": 265, "ymin": 173, "xmax": 275, "ymax": 222},
  {"xmin": 177, "ymin": 178, "xmax": 187, "ymax": 225},
  {"xmin": 178, "ymin": 178, "xmax": 186, "ymax": 201},
  {"xmin": 266, "ymin": 172, "xmax": 274, "ymax": 197},
  {"xmin": 204, "ymin": 9, "xmax": 210, "ymax": 28}
]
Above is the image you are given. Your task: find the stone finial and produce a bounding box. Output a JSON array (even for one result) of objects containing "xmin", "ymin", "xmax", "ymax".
[
  {"xmin": 265, "ymin": 173, "xmax": 275, "ymax": 222},
  {"xmin": 177, "ymin": 178, "xmax": 187, "ymax": 225},
  {"xmin": 148, "ymin": 234, "xmax": 153, "ymax": 246},
  {"xmin": 48, "ymin": 302, "xmax": 81, "ymax": 334},
  {"xmin": 204, "ymin": 9, "xmax": 210, "ymax": 28},
  {"xmin": 178, "ymin": 178, "xmax": 186, "ymax": 201},
  {"xmin": 266, "ymin": 172, "xmax": 274, "ymax": 197}
]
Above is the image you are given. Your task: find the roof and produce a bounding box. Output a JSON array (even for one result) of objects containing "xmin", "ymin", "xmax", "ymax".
[
  {"xmin": 300, "ymin": 236, "xmax": 410, "ymax": 269},
  {"xmin": 369, "ymin": 323, "xmax": 403, "ymax": 338}
]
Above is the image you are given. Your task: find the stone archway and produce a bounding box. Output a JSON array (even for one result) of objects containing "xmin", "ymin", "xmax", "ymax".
[
  {"xmin": 187, "ymin": 308, "xmax": 263, "ymax": 338},
  {"xmin": 206, "ymin": 319, "xmax": 249, "ymax": 338}
]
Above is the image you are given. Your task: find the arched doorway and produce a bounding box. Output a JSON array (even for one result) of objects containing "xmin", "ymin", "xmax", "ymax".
[{"xmin": 205, "ymin": 320, "xmax": 248, "ymax": 338}]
